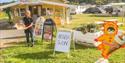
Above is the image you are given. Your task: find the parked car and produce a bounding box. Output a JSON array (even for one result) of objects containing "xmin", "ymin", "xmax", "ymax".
[
  {"xmin": 69, "ymin": 5, "xmax": 77, "ymax": 15},
  {"xmin": 102, "ymin": 5, "xmax": 124, "ymax": 16},
  {"xmin": 70, "ymin": 8, "xmax": 76, "ymax": 15},
  {"xmin": 75, "ymin": 6, "xmax": 87, "ymax": 14},
  {"xmin": 83, "ymin": 7, "xmax": 106, "ymax": 14}
]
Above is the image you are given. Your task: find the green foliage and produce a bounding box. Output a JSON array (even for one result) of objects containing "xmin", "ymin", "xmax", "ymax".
[
  {"xmin": 95, "ymin": 0, "xmax": 107, "ymax": 5},
  {"xmin": 0, "ymin": 12, "xmax": 8, "ymax": 20},
  {"xmin": 68, "ymin": 0, "xmax": 124, "ymax": 5},
  {"xmin": 75, "ymin": 23, "xmax": 98, "ymax": 34},
  {"xmin": 4, "ymin": 7, "xmax": 12, "ymax": 22}
]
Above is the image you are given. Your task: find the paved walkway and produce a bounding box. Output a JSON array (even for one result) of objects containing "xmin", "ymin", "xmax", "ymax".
[
  {"xmin": 0, "ymin": 30, "xmax": 25, "ymax": 39},
  {"xmin": 0, "ymin": 38, "xmax": 25, "ymax": 48},
  {"xmin": 0, "ymin": 21, "xmax": 14, "ymax": 30},
  {"xmin": 0, "ymin": 30, "xmax": 25, "ymax": 48}
]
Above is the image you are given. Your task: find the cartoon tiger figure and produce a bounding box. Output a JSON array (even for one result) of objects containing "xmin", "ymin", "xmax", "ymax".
[{"xmin": 94, "ymin": 20, "xmax": 125, "ymax": 63}]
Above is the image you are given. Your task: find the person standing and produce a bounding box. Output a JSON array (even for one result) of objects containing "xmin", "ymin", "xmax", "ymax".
[{"xmin": 23, "ymin": 10, "xmax": 34, "ymax": 47}]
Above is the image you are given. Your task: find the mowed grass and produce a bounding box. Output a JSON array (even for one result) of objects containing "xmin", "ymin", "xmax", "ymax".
[
  {"xmin": 1, "ymin": 14, "xmax": 125, "ymax": 63},
  {"xmin": 64, "ymin": 14, "xmax": 125, "ymax": 29},
  {"xmin": 0, "ymin": 12, "xmax": 8, "ymax": 20}
]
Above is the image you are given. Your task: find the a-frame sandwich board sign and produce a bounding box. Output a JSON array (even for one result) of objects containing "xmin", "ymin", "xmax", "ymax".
[{"xmin": 53, "ymin": 29, "xmax": 75, "ymax": 58}]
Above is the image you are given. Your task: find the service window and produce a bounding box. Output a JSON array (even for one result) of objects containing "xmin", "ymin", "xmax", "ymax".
[
  {"xmin": 17, "ymin": 8, "xmax": 25, "ymax": 16},
  {"xmin": 41, "ymin": 8, "xmax": 46, "ymax": 16}
]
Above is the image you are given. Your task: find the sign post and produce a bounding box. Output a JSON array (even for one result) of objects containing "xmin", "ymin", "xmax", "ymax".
[{"xmin": 53, "ymin": 29, "xmax": 75, "ymax": 58}]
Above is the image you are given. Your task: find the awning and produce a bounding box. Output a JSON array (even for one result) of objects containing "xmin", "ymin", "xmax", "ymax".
[
  {"xmin": 21, "ymin": 1, "xmax": 69, "ymax": 7},
  {"xmin": 0, "ymin": 1, "xmax": 69, "ymax": 9},
  {"xmin": 40, "ymin": 1, "xmax": 69, "ymax": 7},
  {"xmin": 20, "ymin": 1, "xmax": 43, "ymax": 5}
]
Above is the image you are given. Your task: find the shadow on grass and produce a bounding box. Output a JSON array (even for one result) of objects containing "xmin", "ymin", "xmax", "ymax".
[
  {"xmin": 18, "ymin": 39, "xmax": 44, "ymax": 46},
  {"xmin": 72, "ymin": 17, "xmax": 80, "ymax": 20},
  {"xmin": 89, "ymin": 14, "xmax": 118, "ymax": 17},
  {"xmin": 75, "ymin": 43, "xmax": 96, "ymax": 50},
  {"xmin": 14, "ymin": 51, "xmax": 54, "ymax": 59}
]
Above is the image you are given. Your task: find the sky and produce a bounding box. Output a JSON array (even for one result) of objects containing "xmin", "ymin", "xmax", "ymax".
[{"xmin": 0, "ymin": 0, "xmax": 17, "ymax": 3}]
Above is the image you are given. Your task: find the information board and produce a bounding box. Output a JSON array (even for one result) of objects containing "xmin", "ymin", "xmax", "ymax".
[{"xmin": 54, "ymin": 31, "xmax": 72, "ymax": 52}]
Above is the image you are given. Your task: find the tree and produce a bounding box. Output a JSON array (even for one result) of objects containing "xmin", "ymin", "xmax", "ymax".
[
  {"xmin": 4, "ymin": 7, "xmax": 12, "ymax": 23},
  {"xmin": 68, "ymin": 0, "xmax": 124, "ymax": 5},
  {"xmin": 68, "ymin": 0, "xmax": 79, "ymax": 4},
  {"xmin": 95, "ymin": 0, "xmax": 107, "ymax": 5}
]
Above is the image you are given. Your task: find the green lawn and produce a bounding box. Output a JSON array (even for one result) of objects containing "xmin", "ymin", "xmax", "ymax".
[
  {"xmin": 1, "ymin": 14, "xmax": 125, "ymax": 63},
  {"xmin": 64, "ymin": 14, "xmax": 125, "ymax": 29},
  {"xmin": 0, "ymin": 12, "xmax": 8, "ymax": 21}
]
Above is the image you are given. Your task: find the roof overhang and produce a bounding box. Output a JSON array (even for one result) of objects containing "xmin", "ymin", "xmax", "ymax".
[
  {"xmin": 0, "ymin": 1, "xmax": 69, "ymax": 9},
  {"xmin": 40, "ymin": 1, "xmax": 69, "ymax": 7}
]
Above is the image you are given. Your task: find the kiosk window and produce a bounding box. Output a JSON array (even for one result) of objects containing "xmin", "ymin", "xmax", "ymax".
[{"xmin": 17, "ymin": 8, "xmax": 25, "ymax": 16}]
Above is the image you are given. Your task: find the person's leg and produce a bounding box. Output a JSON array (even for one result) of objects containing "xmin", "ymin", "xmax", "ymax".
[
  {"xmin": 25, "ymin": 30, "xmax": 30, "ymax": 46},
  {"xmin": 29, "ymin": 29, "xmax": 34, "ymax": 47}
]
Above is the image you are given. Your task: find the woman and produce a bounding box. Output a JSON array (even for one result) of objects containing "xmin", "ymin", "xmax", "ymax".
[{"xmin": 23, "ymin": 10, "xmax": 34, "ymax": 47}]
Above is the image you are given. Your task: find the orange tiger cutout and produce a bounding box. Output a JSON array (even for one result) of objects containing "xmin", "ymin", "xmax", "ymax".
[
  {"xmin": 95, "ymin": 20, "xmax": 125, "ymax": 63},
  {"xmin": 95, "ymin": 20, "xmax": 118, "ymax": 59}
]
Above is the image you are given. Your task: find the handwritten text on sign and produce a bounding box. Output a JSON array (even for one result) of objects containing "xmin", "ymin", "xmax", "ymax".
[{"xmin": 54, "ymin": 31, "xmax": 72, "ymax": 52}]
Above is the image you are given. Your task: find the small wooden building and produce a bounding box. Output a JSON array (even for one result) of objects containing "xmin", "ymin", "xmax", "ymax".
[{"xmin": 0, "ymin": 0, "xmax": 70, "ymax": 25}]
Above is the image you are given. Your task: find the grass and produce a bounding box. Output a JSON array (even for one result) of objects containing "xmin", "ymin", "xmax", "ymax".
[
  {"xmin": 64, "ymin": 14, "xmax": 125, "ymax": 29},
  {"xmin": 1, "ymin": 41, "xmax": 125, "ymax": 63},
  {"xmin": 1, "ymin": 14, "xmax": 125, "ymax": 63},
  {"xmin": 0, "ymin": 12, "xmax": 8, "ymax": 21}
]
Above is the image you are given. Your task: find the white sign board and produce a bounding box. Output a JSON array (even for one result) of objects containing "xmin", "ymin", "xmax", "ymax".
[
  {"xmin": 34, "ymin": 17, "xmax": 45, "ymax": 37},
  {"xmin": 54, "ymin": 31, "xmax": 72, "ymax": 53}
]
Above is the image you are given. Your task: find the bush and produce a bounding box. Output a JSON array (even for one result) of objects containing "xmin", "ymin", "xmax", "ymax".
[{"xmin": 75, "ymin": 23, "xmax": 98, "ymax": 34}]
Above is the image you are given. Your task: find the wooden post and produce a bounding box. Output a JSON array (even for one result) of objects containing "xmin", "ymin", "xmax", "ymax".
[
  {"xmin": 38, "ymin": 6, "xmax": 41, "ymax": 16},
  {"xmin": 66, "ymin": 7, "xmax": 70, "ymax": 24},
  {"xmin": 63, "ymin": 7, "xmax": 65, "ymax": 24},
  {"xmin": 53, "ymin": 5, "xmax": 55, "ymax": 19},
  {"xmin": 26, "ymin": 5, "xmax": 29, "ymax": 10}
]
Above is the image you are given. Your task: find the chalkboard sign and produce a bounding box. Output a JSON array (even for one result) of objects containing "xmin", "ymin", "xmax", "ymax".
[
  {"xmin": 54, "ymin": 30, "xmax": 72, "ymax": 52},
  {"xmin": 42, "ymin": 18, "xmax": 56, "ymax": 42}
]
